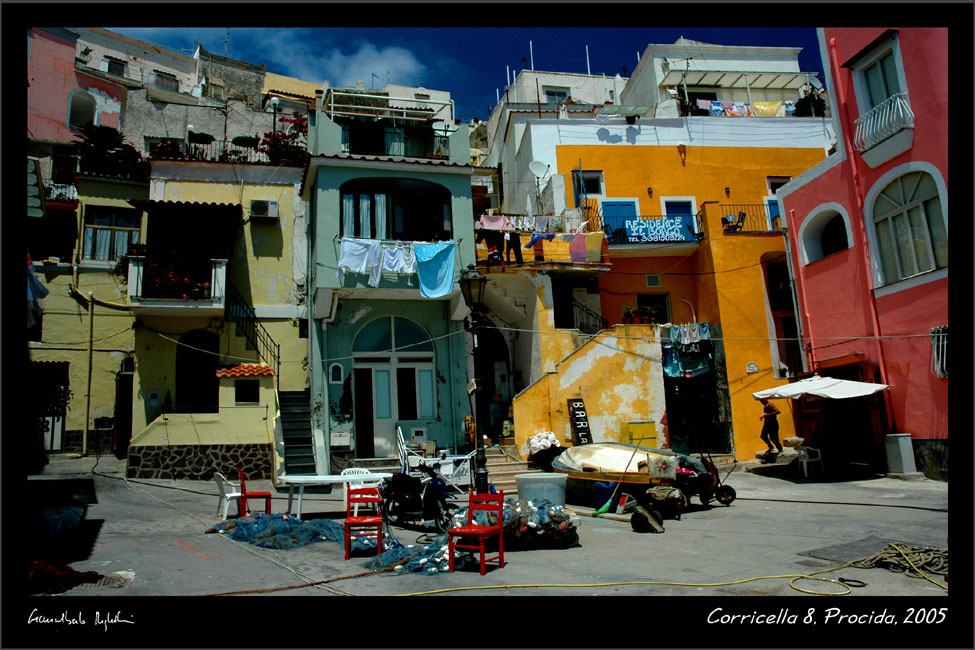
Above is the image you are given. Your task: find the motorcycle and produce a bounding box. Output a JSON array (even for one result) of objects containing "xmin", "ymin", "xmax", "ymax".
[{"xmin": 382, "ymin": 459, "xmax": 458, "ymax": 532}]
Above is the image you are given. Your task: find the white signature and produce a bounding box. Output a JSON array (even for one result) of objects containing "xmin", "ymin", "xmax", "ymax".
[{"xmin": 28, "ymin": 609, "xmax": 134, "ymax": 630}]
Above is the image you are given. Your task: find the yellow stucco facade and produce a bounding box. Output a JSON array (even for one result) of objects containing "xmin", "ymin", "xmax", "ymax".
[{"xmin": 553, "ymin": 143, "xmax": 827, "ymax": 460}]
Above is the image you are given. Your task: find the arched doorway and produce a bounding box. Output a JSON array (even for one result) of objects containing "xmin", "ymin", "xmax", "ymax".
[
  {"xmin": 352, "ymin": 317, "xmax": 435, "ymax": 458},
  {"xmin": 174, "ymin": 330, "xmax": 219, "ymax": 413}
]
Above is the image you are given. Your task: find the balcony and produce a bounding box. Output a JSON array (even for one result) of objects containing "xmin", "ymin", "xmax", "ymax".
[
  {"xmin": 44, "ymin": 182, "xmax": 78, "ymax": 202},
  {"xmin": 853, "ymin": 93, "xmax": 915, "ymax": 168},
  {"xmin": 341, "ymin": 125, "xmax": 450, "ymax": 160},
  {"xmin": 149, "ymin": 140, "xmax": 273, "ymax": 164},
  {"xmin": 720, "ymin": 204, "xmax": 783, "ymax": 234},
  {"xmin": 126, "ymin": 252, "xmax": 227, "ymax": 316}
]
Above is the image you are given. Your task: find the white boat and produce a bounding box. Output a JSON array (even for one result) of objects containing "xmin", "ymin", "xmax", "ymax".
[{"xmin": 551, "ymin": 442, "xmax": 679, "ymax": 484}]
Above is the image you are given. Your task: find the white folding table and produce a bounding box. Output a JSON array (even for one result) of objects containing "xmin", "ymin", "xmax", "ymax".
[{"xmin": 279, "ymin": 473, "xmax": 392, "ymax": 519}]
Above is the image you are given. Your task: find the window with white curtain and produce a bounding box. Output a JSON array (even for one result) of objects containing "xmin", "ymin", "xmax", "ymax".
[
  {"xmin": 339, "ymin": 178, "xmax": 451, "ymax": 241},
  {"xmin": 82, "ymin": 205, "xmax": 141, "ymax": 261}
]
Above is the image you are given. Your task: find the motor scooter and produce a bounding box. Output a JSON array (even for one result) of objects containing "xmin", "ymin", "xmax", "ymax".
[{"xmin": 383, "ymin": 459, "xmax": 458, "ymax": 532}]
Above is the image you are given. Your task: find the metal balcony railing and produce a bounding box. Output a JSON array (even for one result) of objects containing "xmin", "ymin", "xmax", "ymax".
[
  {"xmin": 603, "ymin": 213, "xmax": 700, "ymax": 244},
  {"xmin": 226, "ymin": 282, "xmax": 281, "ymax": 390},
  {"xmin": 185, "ymin": 140, "xmax": 271, "ymax": 164},
  {"xmin": 853, "ymin": 93, "xmax": 915, "ymax": 152},
  {"xmin": 720, "ymin": 204, "xmax": 783, "ymax": 234},
  {"xmin": 129, "ymin": 253, "xmax": 217, "ymax": 300}
]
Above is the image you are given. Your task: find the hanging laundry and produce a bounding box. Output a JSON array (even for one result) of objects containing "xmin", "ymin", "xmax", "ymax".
[
  {"xmin": 698, "ymin": 322, "xmax": 710, "ymax": 340},
  {"xmin": 504, "ymin": 232, "xmax": 524, "ymax": 264},
  {"xmin": 568, "ymin": 233, "xmax": 588, "ymax": 263},
  {"xmin": 336, "ymin": 238, "xmax": 382, "ymax": 281},
  {"xmin": 687, "ymin": 322, "xmax": 701, "ymax": 343},
  {"xmin": 696, "ymin": 98, "xmax": 712, "ymax": 111},
  {"xmin": 585, "ymin": 232, "xmax": 604, "ymax": 262},
  {"xmin": 479, "ymin": 214, "xmax": 510, "ymax": 230},
  {"xmin": 524, "ymin": 232, "xmax": 555, "ymax": 248},
  {"xmin": 709, "ymin": 101, "xmax": 724, "ymax": 117},
  {"xmin": 751, "ymin": 101, "xmax": 783, "ymax": 117},
  {"xmin": 784, "ymin": 100, "xmax": 796, "ymax": 116},
  {"xmin": 381, "ymin": 242, "xmax": 416, "ymax": 274},
  {"xmin": 535, "ymin": 216, "xmax": 550, "ymax": 232},
  {"xmin": 661, "ymin": 340, "xmax": 681, "ymax": 378},
  {"xmin": 415, "ymin": 240, "xmax": 456, "ymax": 299}
]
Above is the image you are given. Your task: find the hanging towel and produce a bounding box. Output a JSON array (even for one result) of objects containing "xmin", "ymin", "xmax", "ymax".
[
  {"xmin": 585, "ymin": 232, "xmax": 604, "ymax": 262},
  {"xmin": 415, "ymin": 241, "xmax": 456, "ymax": 298},
  {"xmin": 751, "ymin": 101, "xmax": 782, "ymax": 117},
  {"xmin": 535, "ymin": 216, "xmax": 550, "ymax": 232},
  {"xmin": 568, "ymin": 233, "xmax": 588, "ymax": 262},
  {"xmin": 479, "ymin": 214, "xmax": 510, "ymax": 230},
  {"xmin": 337, "ymin": 238, "xmax": 382, "ymax": 281},
  {"xmin": 382, "ymin": 243, "xmax": 416, "ymax": 274},
  {"xmin": 696, "ymin": 98, "xmax": 712, "ymax": 111},
  {"xmin": 698, "ymin": 322, "xmax": 711, "ymax": 340},
  {"xmin": 688, "ymin": 322, "xmax": 702, "ymax": 343},
  {"xmin": 525, "ymin": 232, "xmax": 555, "ymax": 248}
]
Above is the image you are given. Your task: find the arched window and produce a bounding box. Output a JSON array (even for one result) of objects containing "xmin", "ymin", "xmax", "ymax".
[
  {"xmin": 872, "ymin": 171, "xmax": 947, "ymax": 284},
  {"xmin": 800, "ymin": 207, "xmax": 851, "ymax": 264},
  {"xmin": 67, "ymin": 90, "xmax": 96, "ymax": 130}
]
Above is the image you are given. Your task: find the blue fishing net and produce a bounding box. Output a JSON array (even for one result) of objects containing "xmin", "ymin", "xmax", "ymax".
[{"xmin": 207, "ymin": 513, "xmax": 383, "ymax": 552}]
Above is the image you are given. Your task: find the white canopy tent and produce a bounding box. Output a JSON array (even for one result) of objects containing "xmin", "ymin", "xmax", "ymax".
[{"xmin": 752, "ymin": 375, "xmax": 890, "ymax": 401}]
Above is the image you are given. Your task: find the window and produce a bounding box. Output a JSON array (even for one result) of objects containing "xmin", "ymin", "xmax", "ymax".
[
  {"xmin": 872, "ymin": 171, "xmax": 947, "ymax": 284},
  {"xmin": 103, "ymin": 57, "xmax": 125, "ymax": 77},
  {"xmin": 151, "ymin": 71, "xmax": 179, "ymax": 93},
  {"xmin": 234, "ymin": 379, "xmax": 260, "ymax": 403},
  {"xmin": 543, "ymin": 87, "xmax": 569, "ymax": 104},
  {"xmin": 67, "ymin": 90, "xmax": 96, "ymax": 130},
  {"xmin": 637, "ymin": 293, "xmax": 671, "ymax": 323},
  {"xmin": 340, "ymin": 178, "xmax": 451, "ymax": 241},
  {"xmin": 862, "ymin": 50, "xmax": 901, "ymax": 110},
  {"xmin": 819, "ymin": 215, "xmax": 850, "ymax": 258},
  {"xmin": 82, "ymin": 205, "xmax": 141, "ymax": 261},
  {"xmin": 930, "ymin": 325, "xmax": 947, "ymax": 379},
  {"xmin": 572, "ymin": 170, "xmax": 603, "ymax": 196},
  {"xmin": 328, "ymin": 363, "xmax": 344, "ymax": 384}
]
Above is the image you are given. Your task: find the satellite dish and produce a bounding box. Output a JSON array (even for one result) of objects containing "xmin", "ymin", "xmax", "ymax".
[{"xmin": 528, "ymin": 160, "xmax": 549, "ymax": 179}]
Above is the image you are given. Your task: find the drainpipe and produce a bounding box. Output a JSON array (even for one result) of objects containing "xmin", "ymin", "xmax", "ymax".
[
  {"xmin": 828, "ymin": 37, "xmax": 894, "ymax": 430},
  {"xmin": 787, "ymin": 209, "xmax": 814, "ymax": 370},
  {"xmin": 680, "ymin": 298, "xmax": 696, "ymax": 323}
]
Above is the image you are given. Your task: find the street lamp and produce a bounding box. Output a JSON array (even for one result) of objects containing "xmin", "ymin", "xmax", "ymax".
[
  {"xmin": 269, "ymin": 96, "xmax": 280, "ymax": 136},
  {"xmin": 458, "ymin": 265, "xmax": 490, "ymax": 494}
]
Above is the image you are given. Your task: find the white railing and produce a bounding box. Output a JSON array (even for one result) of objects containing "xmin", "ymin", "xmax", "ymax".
[{"xmin": 853, "ymin": 93, "xmax": 915, "ymax": 152}]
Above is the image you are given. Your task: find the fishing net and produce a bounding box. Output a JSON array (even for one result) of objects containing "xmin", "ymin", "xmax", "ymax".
[{"xmin": 207, "ymin": 513, "xmax": 385, "ymax": 552}]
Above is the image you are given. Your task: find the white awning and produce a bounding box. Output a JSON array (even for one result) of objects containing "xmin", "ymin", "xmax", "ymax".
[
  {"xmin": 659, "ymin": 70, "xmax": 821, "ymax": 90},
  {"xmin": 752, "ymin": 375, "xmax": 890, "ymax": 400},
  {"xmin": 596, "ymin": 105, "xmax": 655, "ymax": 117}
]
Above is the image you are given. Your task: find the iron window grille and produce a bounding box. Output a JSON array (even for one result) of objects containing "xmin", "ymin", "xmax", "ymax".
[{"xmin": 930, "ymin": 325, "xmax": 947, "ymax": 379}]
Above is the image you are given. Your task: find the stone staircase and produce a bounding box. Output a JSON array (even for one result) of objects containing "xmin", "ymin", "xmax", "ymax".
[{"xmin": 484, "ymin": 442, "xmax": 543, "ymax": 498}]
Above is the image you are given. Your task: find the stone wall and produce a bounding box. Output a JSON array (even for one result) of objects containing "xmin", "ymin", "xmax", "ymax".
[
  {"xmin": 914, "ymin": 439, "xmax": 947, "ymax": 481},
  {"xmin": 126, "ymin": 443, "xmax": 272, "ymax": 480},
  {"xmin": 122, "ymin": 89, "xmax": 275, "ymax": 153}
]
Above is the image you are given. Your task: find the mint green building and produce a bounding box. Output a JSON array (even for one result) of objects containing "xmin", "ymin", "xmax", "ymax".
[{"xmin": 300, "ymin": 85, "xmax": 475, "ymax": 474}]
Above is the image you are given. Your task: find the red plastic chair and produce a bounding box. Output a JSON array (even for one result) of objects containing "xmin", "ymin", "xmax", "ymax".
[
  {"xmin": 236, "ymin": 468, "xmax": 273, "ymax": 516},
  {"xmin": 343, "ymin": 486, "xmax": 384, "ymax": 560},
  {"xmin": 448, "ymin": 490, "xmax": 505, "ymax": 575}
]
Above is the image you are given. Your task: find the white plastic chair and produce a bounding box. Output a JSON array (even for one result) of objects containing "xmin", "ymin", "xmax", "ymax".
[
  {"xmin": 341, "ymin": 467, "xmax": 383, "ymax": 516},
  {"xmin": 797, "ymin": 446, "xmax": 824, "ymax": 478},
  {"xmin": 214, "ymin": 472, "xmax": 242, "ymax": 519}
]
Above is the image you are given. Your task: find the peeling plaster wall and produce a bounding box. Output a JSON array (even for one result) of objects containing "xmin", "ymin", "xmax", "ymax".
[{"xmin": 513, "ymin": 325, "xmax": 666, "ymax": 458}]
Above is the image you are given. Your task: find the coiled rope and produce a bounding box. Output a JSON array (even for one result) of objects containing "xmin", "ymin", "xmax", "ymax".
[{"xmin": 848, "ymin": 543, "xmax": 948, "ymax": 587}]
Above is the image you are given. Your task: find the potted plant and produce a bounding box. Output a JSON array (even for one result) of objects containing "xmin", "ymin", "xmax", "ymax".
[
  {"xmin": 621, "ymin": 304, "xmax": 635, "ymax": 324},
  {"xmin": 635, "ymin": 305, "xmax": 652, "ymax": 324},
  {"xmin": 187, "ymin": 131, "xmax": 215, "ymax": 145}
]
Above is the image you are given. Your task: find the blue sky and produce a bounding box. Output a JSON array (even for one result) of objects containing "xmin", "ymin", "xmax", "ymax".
[{"xmin": 109, "ymin": 27, "xmax": 826, "ymax": 123}]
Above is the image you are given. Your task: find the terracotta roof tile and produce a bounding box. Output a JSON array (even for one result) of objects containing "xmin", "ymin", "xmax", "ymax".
[{"xmin": 216, "ymin": 363, "xmax": 274, "ymax": 378}]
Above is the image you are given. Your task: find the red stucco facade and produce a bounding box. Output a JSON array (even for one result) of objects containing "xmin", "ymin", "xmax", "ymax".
[{"xmin": 779, "ymin": 28, "xmax": 948, "ymax": 477}]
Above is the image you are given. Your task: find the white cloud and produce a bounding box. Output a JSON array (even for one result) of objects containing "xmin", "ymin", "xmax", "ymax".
[{"xmin": 108, "ymin": 27, "xmax": 428, "ymax": 89}]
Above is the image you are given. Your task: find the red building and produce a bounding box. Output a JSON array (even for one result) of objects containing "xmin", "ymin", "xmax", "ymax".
[{"xmin": 778, "ymin": 28, "xmax": 948, "ymax": 479}]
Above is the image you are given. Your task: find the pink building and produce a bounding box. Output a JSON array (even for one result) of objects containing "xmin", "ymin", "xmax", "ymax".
[
  {"xmin": 777, "ymin": 28, "xmax": 948, "ymax": 479},
  {"xmin": 28, "ymin": 27, "xmax": 124, "ymax": 144}
]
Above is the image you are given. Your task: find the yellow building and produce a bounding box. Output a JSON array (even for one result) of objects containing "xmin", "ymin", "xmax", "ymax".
[{"xmin": 123, "ymin": 159, "xmax": 308, "ymax": 479}]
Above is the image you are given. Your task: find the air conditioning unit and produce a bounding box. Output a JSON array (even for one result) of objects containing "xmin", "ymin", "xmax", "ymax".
[{"xmin": 249, "ymin": 199, "xmax": 279, "ymax": 219}]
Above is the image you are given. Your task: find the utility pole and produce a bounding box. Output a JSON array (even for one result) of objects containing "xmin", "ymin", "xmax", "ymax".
[{"xmin": 83, "ymin": 292, "xmax": 94, "ymax": 456}]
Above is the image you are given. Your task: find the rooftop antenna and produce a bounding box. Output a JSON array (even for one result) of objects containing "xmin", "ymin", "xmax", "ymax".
[
  {"xmin": 223, "ymin": 28, "xmax": 230, "ymax": 57},
  {"xmin": 586, "ymin": 45, "xmax": 591, "ymax": 75},
  {"xmin": 530, "ymin": 40, "xmax": 534, "ymax": 70}
]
